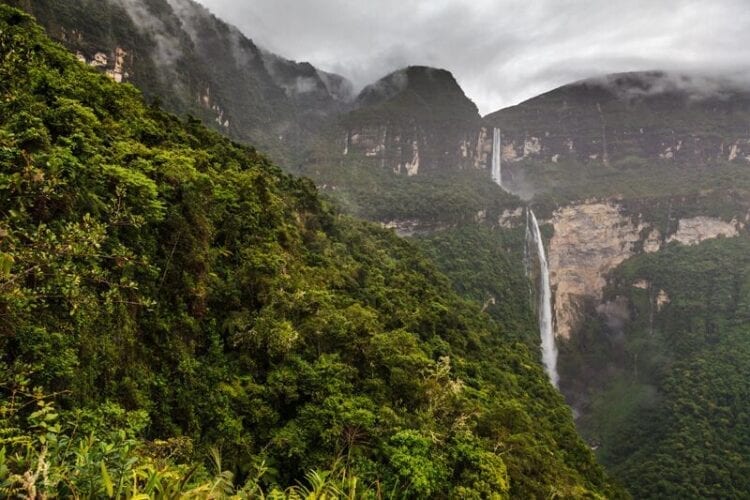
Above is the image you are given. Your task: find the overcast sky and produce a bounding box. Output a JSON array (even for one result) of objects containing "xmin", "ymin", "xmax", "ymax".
[{"xmin": 195, "ymin": 0, "xmax": 750, "ymax": 114}]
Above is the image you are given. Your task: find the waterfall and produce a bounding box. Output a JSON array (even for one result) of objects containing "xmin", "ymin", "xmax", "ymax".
[
  {"xmin": 491, "ymin": 127, "xmax": 502, "ymax": 188},
  {"xmin": 527, "ymin": 209, "xmax": 559, "ymax": 387}
]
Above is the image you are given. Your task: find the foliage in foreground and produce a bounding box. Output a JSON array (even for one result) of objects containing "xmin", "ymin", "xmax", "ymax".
[
  {"xmin": 0, "ymin": 6, "xmax": 621, "ymax": 497},
  {"xmin": 0, "ymin": 384, "xmax": 377, "ymax": 498}
]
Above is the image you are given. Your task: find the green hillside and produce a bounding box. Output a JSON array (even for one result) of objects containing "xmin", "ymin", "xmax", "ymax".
[
  {"xmin": 564, "ymin": 235, "xmax": 750, "ymax": 498},
  {"xmin": 0, "ymin": 6, "xmax": 620, "ymax": 498}
]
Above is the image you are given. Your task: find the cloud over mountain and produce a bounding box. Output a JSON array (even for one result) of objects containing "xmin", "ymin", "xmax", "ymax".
[{"xmin": 196, "ymin": 0, "xmax": 750, "ymax": 114}]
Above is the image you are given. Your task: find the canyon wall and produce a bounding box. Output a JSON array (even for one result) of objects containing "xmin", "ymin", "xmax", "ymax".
[
  {"xmin": 344, "ymin": 125, "xmax": 491, "ymax": 174},
  {"xmin": 546, "ymin": 201, "xmax": 744, "ymax": 339}
]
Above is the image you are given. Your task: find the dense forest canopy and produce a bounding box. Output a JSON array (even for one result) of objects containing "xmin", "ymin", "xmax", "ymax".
[
  {"xmin": 8, "ymin": 0, "xmax": 750, "ymax": 497},
  {"xmin": 562, "ymin": 235, "xmax": 750, "ymax": 498}
]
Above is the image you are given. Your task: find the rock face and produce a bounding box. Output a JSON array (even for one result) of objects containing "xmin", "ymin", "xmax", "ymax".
[
  {"xmin": 548, "ymin": 202, "xmax": 649, "ymax": 339},
  {"xmin": 667, "ymin": 216, "xmax": 741, "ymax": 245},
  {"xmin": 485, "ymin": 71, "xmax": 750, "ymax": 166},
  {"xmin": 381, "ymin": 219, "xmax": 451, "ymax": 237},
  {"xmin": 547, "ymin": 201, "xmax": 744, "ymax": 339},
  {"xmin": 75, "ymin": 46, "xmax": 130, "ymax": 83}
]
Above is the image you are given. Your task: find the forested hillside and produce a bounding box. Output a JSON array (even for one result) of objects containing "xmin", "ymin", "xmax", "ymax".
[
  {"xmin": 0, "ymin": 6, "xmax": 621, "ymax": 498},
  {"xmin": 485, "ymin": 69, "xmax": 750, "ymax": 498},
  {"xmin": 563, "ymin": 235, "xmax": 750, "ymax": 498},
  {"xmin": 11, "ymin": 0, "xmax": 750, "ymax": 497}
]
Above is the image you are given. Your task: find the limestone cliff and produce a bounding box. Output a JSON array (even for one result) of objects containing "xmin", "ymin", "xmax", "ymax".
[
  {"xmin": 667, "ymin": 216, "xmax": 740, "ymax": 245},
  {"xmin": 546, "ymin": 201, "xmax": 744, "ymax": 339}
]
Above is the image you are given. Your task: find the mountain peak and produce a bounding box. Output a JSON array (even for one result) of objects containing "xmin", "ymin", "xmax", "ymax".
[
  {"xmin": 356, "ymin": 66, "xmax": 469, "ymax": 108},
  {"xmin": 353, "ymin": 65, "xmax": 480, "ymax": 124}
]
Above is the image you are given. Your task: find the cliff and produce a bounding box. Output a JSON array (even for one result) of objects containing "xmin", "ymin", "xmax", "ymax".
[{"xmin": 545, "ymin": 201, "xmax": 744, "ymax": 340}]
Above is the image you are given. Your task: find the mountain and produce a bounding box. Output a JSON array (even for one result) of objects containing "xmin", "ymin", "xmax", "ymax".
[
  {"xmin": 297, "ymin": 65, "xmax": 517, "ymax": 238},
  {"xmin": 5, "ymin": 0, "xmax": 353, "ymax": 163},
  {"xmin": 0, "ymin": 5, "xmax": 622, "ymax": 497},
  {"xmin": 341, "ymin": 66, "xmax": 488, "ymax": 175},
  {"xmin": 485, "ymin": 71, "xmax": 750, "ymax": 168},
  {"xmin": 10, "ymin": 0, "xmax": 491, "ymax": 179},
  {"xmin": 9, "ymin": 0, "xmax": 750, "ymax": 496}
]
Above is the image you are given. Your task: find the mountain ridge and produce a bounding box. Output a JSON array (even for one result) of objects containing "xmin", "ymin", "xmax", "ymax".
[{"xmin": 4, "ymin": 0, "xmax": 354, "ymax": 164}]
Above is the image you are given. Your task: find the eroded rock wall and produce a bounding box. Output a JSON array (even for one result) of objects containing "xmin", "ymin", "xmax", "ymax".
[
  {"xmin": 547, "ymin": 201, "xmax": 744, "ymax": 339},
  {"xmin": 344, "ymin": 124, "xmax": 488, "ymax": 174}
]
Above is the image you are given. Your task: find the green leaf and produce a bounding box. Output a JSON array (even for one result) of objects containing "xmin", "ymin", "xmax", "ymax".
[
  {"xmin": 0, "ymin": 252, "xmax": 13, "ymax": 277},
  {"xmin": 101, "ymin": 461, "xmax": 114, "ymax": 498}
]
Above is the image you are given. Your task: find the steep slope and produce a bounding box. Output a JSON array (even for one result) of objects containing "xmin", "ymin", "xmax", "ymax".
[
  {"xmin": 575, "ymin": 236, "xmax": 750, "ymax": 498},
  {"xmin": 5, "ymin": 0, "xmax": 353, "ymax": 163},
  {"xmin": 0, "ymin": 6, "xmax": 621, "ymax": 498}
]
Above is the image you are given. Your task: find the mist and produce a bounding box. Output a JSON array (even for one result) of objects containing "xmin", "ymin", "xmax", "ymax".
[
  {"xmin": 112, "ymin": 0, "xmax": 182, "ymax": 67},
  {"xmin": 195, "ymin": 0, "xmax": 750, "ymax": 114},
  {"xmin": 586, "ymin": 70, "xmax": 750, "ymax": 102}
]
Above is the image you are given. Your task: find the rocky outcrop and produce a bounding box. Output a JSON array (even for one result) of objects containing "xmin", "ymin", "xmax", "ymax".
[
  {"xmin": 656, "ymin": 289, "xmax": 671, "ymax": 311},
  {"xmin": 667, "ymin": 216, "xmax": 741, "ymax": 245},
  {"xmin": 547, "ymin": 201, "xmax": 743, "ymax": 339},
  {"xmin": 76, "ymin": 46, "xmax": 131, "ymax": 83},
  {"xmin": 381, "ymin": 219, "xmax": 451, "ymax": 237},
  {"xmin": 499, "ymin": 207, "xmax": 524, "ymax": 228},
  {"xmin": 547, "ymin": 202, "xmax": 649, "ymax": 339}
]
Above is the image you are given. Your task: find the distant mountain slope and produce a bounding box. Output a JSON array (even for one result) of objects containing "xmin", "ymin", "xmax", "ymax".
[
  {"xmin": 485, "ymin": 71, "xmax": 750, "ymax": 167},
  {"xmin": 5, "ymin": 0, "xmax": 353, "ymax": 163},
  {"xmin": 484, "ymin": 70, "xmax": 750, "ymax": 498}
]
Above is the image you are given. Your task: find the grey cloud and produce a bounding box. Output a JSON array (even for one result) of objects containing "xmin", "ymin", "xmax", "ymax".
[
  {"xmin": 195, "ymin": 0, "xmax": 750, "ymax": 114},
  {"xmin": 587, "ymin": 71, "xmax": 750, "ymax": 102}
]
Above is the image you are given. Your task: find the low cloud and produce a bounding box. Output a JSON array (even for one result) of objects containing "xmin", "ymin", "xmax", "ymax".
[
  {"xmin": 586, "ymin": 71, "xmax": 750, "ymax": 102},
  {"xmin": 114, "ymin": 0, "xmax": 183, "ymax": 67},
  {"xmin": 196, "ymin": 0, "xmax": 750, "ymax": 114}
]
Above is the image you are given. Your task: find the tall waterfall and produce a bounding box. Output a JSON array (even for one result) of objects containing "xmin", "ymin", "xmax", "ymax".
[
  {"xmin": 491, "ymin": 128, "xmax": 502, "ymax": 187},
  {"xmin": 527, "ymin": 209, "xmax": 559, "ymax": 387}
]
